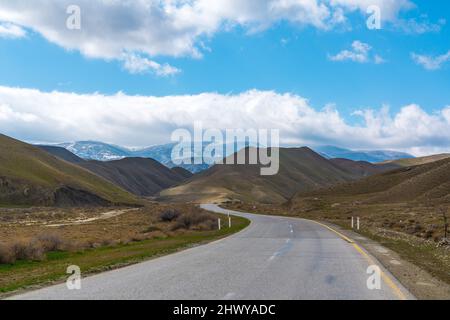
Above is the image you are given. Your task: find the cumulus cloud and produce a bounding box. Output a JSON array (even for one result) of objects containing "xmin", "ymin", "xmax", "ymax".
[
  {"xmin": 0, "ymin": 22, "xmax": 26, "ymax": 38},
  {"xmin": 329, "ymin": 40, "xmax": 384, "ymax": 64},
  {"xmin": 411, "ymin": 51, "xmax": 450, "ymax": 70},
  {"xmin": 0, "ymin": 0, "xmax": 413, "ymax": 73},
  {"xmin": 0, "ymin": 86, "xmax": 449, "ymax": 156}
]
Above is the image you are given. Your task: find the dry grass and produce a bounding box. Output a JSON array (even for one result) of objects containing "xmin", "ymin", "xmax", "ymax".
[{"xmin": 0, "ymin": 203, "xmax": 219, "ymax": 266}]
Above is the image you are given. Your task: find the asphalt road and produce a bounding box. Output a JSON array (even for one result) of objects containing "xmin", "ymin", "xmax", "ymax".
[{"xmin": 10, "ymin": 204, "xmax": 413, "ymax": 300}]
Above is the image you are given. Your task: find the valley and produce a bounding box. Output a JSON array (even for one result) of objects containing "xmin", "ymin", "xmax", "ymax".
[{"xmin": 1, "ymin": 133, "xmax": 449, "ymax": 299}]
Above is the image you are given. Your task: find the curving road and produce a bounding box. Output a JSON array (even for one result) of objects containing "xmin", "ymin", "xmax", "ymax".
[{"xmin": 10, "ymin": 204, "xmax": 413, "ymax": 300}]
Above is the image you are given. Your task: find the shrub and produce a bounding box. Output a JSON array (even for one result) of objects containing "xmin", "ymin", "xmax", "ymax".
[
  {"xmin": 13, "ymin": 241, "xmax": 45, "ymax": 261},
  {"xmin": 0, "ymin": 244, "xmax": 16, "ymax": 264},
  {"xmin": 172, "ymin": 211, "xmax": 216, "ymax": 231},
  {"xmin": 159, "ymin": 209, "xmax": 181, "ymax": 222},
  {"xmin": 35, "ymin": 234, "xmax": 65, "ymax": 252}
]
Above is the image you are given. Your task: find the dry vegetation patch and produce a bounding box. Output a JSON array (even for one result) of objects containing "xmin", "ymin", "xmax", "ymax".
[{"xmin": 0, "ymin": 203, "xmax": 219, "ymax": 266}]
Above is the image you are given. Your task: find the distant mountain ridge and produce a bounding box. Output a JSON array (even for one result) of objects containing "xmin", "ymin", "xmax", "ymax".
[
  {"xmin": 314, "ymin": 146, "xmax": 414, "ymax": 163},
  {"xmin": 51, "ymin": 141, "xmax": 209, "ymax": 173},
  {"xmin": 47, "ymin": 141, "xmax": 416, "ymax": 173}
]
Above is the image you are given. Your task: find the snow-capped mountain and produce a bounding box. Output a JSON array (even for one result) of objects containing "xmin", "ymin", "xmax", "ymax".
[{"xmin": 57, "ymin": 141, "xmax": 131, "ymax": 161}]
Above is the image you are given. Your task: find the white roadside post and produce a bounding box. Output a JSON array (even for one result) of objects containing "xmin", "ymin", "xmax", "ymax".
[
  {"xmin": 218, "ymin": 218, "xmax": 221, "ymax": 231},
  {"xmin": 357, "ymin": 217, "xmax": 360, "ymax": 231},
  {"xmin": 228, "ymin": 213, "xmax": 232, "ymax": 228},
  {"xmin": 351, "ymin": 217, "xmax": 354, "ymax": 229}
]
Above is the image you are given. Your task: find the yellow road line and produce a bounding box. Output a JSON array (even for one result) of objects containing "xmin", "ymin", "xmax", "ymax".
[
  {"xmin": 308, "ymin": 220, "xmax": 354, "ymax": 243},
  {"xmin": 308, "ymin": 219, "xmax": 407, "ymax": 300}
]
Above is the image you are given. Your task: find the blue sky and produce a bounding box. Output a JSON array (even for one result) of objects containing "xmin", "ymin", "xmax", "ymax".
[{"xmin": 0, "ymin": 0, "xmax": 449, "ymax": 154}]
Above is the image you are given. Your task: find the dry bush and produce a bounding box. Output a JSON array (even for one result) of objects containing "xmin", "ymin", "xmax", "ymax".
[
  {"xmin": 35, "ymin": 234, "xmax": 65, "ymax": 252},
  {"xmin": 12, "ymin": 241, "xmax": 45, "ymax": 262},
  {"xmin": 159, "ymin": 209, "xmax": 181, "ymax": 222},
  {"xmin": 0, "ymin": 243, "xmax": 16, "ymax": 264},
  {"xmin": 172, "ymin": 211, "xmax": 216, "ymax": 231}
]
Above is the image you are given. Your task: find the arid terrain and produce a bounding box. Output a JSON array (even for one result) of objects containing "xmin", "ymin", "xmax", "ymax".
[{"xmin": 0, "ymin": 203, "xmax": 248, "ymax": 294}]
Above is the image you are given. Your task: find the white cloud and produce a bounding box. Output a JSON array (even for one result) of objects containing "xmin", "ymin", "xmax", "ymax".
[
  {"xmin": 0, "ymin": 22, "xmax": 26, "ymax": 38},
  {"xmin": 374, "ymin": 54, "xmax": 386, "ymax": 64},
  {"xmin": 411, "ymin": 51, "xmax": 450, "ymax": 70},
  {"xmin": 329, "ymin": 40, "xmax": 384, "ymax": 64},
  {"xmin": 122, "ymin": 53, "xmax": 180, "ymax": 76},
  {"xmin": 0, "ymin": 0, "xmax": 413, "ymax": 73},
  {"xmin": 0, "ymin": 86, "xmax": 449, "ymax": 156}
]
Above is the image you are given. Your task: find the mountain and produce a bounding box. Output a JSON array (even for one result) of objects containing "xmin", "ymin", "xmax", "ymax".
[
  {"xmin": 0, "ymin": 135, "xmax": 139, "ymax": 207},
  {"xmin": 380, "ymin": 154, "xmax": 450, "ymax": 167},
  {"xmin": 298, "ymin": 157, "xmax": 450, "ymax": 204},
  {"xmin": 52, "ymin": 141, "xmax": 209, "ymax": 173},
  {"xmin": 313, "ymin": 146, "xmax": 414, "ymax": 163},
  {"xmin": 56, "ymin": 141, "xmax": 131, "ymax": 161},
  {"xmin": 160, "ymin": 147, "xmax": 392, "ymax": 204},
  {"xmin": 48, "ymin": 141, "xmax": 416, "ymax": 173},
  {"xmin": 38, "ymin": 146, "xmax": 192, "ymax": 197}
]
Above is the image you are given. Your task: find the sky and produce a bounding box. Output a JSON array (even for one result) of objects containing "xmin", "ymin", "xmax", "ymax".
[{"xmin": 0, "ymin": 0, "xmax": 449, "ymax": 155}]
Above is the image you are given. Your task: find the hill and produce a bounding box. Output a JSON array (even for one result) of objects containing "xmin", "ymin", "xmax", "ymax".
[
  {"xmin": 160, "ymin": 147, "xmax": 393, "ymax": 204},
  {"xmin": 329, "ymin": 158, "xmax": 400, "ymax": 177},
  {"xmin": 38, "ymin": 146, "xmax": 191, "ymax": 196},
  {"xmin": 0, "ymin": 134, "xmax": 139, "ymax": 207},
  {"xmin": 380, "ymin": 154, "xmax": 450, "ymax": 167},
  {"xmin": 80, "ymin": 158, "xmax": 191, "ymax": 197},
  {"xmin": 37, "ymin": 145, "xmax": 85, "ymax": 164},
  {"xmin": 299, "ymin": 157, "xmax": 450, "ymax": 204}
]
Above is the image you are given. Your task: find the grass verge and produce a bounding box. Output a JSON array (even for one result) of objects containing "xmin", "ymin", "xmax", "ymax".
[{"xmin": 0, "ymin": 214, "xmax": 249, "ymax": 297}]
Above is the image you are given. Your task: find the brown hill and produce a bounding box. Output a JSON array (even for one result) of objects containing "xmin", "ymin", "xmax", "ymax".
[
  {"xmin": 80, "ymin": 158, "xmax": 190, "ymax": 197},
  {"xmin": 380, "ymin": 154, "xmax": 450, "ymax": 167},
  {"xmin": 0, "ymin": 134, "xmax": 139, "ymax": 207},
  {"xmin": 161, "ymin": 147, "xmax": 385, "ymax": 204},
  {"xmin": 37, "ymin": 145, "xmax": 85, "ymax": 164},
  {"xmin": 171, "ymin": 167, "xmax": 194, "ymax": 179},
  {"xmin": 300, "ymin": 157, "xmax": 450, "ymax": 204},
  {"xmin": 329, "ymin": 158, "xmax": 399, "ymax": 177},
  {"xmin": 39, "ymin": 145, "xmax": 190, "ymax": 196}
]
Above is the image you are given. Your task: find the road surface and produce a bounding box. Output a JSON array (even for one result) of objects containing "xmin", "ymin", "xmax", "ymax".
[{"xmin": 10, "ymin": 204, "xmax": 413, "ymax": 300}]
